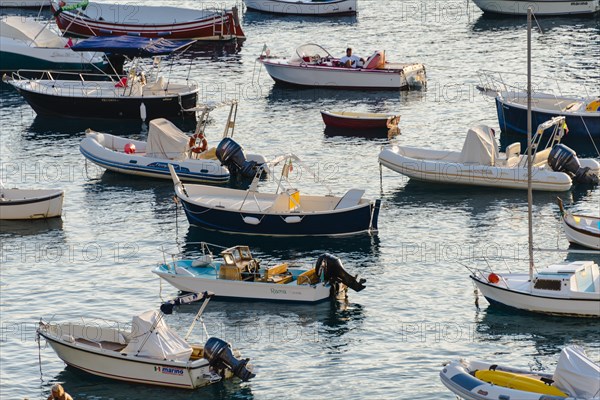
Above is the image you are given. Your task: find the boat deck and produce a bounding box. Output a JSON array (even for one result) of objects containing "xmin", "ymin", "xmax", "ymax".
[{"xmin": 75, "ymin": 337, "xmax": 126, "ymax": 352}]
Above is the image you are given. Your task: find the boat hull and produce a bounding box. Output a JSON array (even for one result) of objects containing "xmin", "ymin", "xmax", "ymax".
[
  {"xmin": 0, "ymin": 189, "xmax": 63, "ymax": 220},
  {"xmin": 496, "ymin": 97, "xmax": 600, "ymax": 139},
  {"xmin": 562, "ymin": 215, "xmax": 600, "ymax": 250},
  {"xmin": 178, "ymin": 196, "xmax": 380, "ymax": 237},
  {"xmin": 155, "ymin": 269, "xmax": 332, "ymax": 302},
  {"xmin": 51, "ymin": 2, "xmax": 245, "ymax": 40},
  {"xmin": 378, "ymin": 146, "xmax": 573, "ymax": 192},
  {"xmin": 80, "ymin": 136, "xmax": 230, "ymax": 184},
  {"xmin": 262, "ymin": 60, "xmax": 425, "ymax": 90},
  {"xmin": 472, "ymin": 0, "xmax": 600, "ymax": 15},
  {"xmin": 321, "ymin": 110, "xmax": 393, "ymax": 129},
  {"xmin": 0, "ymin": 0, "xmax": 50, "ymax": 7},
  {"xmin": 471, "ymin": 275, "xmax": 600, "ymax": 317},
  {"xmin": 11, "ymin": 83, "xmax": 197, "ymax": 120},
  {"xmin": 39, "ymin": 331, "xmax": 215, "ymax": 389},
  {"xmin": 244, "ymin": 0, "xmax": 357, "ymax": 15}
]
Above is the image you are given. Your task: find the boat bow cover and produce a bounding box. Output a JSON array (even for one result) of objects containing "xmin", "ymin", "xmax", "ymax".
[
  {"xmin": 121, "ymin": 310, "xmax": 192, "ymax": 361},
  {"xmin": 553, "ymin": 345, "xmax": 600, "ymax": 398},
  {"xmin": 70, "ymin": 36, "xmax": 195, "ymax": 57},
  {"xmin": 146, "ymin": 119, "xmax": 190, "ymax": 160},
  {"xmin": 460, "ymin": 125, "xmax": 498, "ymax": 166},
  {"xmin": 1, "ymin": 16, "xmax": 65, "ymax": 48}
]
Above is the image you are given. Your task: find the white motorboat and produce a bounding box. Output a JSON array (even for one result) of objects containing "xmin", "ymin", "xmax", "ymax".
[
  {"xmin": 259, "ymin": 44, "xmax": 426, "ymax": 90},
  {"xmin": 244, "ymin": 0, "xmax": 357, "ymax": 15},
  {"xmin": 168, "ymin": 155, "xmax": 381, "ymax": 237},
  {"xmin": 440, "ymin": 346, "xmax": 600, "ymax": 400},
  {"xmin": 0, "ymin": 182, "xmax": 64, "ymax": 220},
  {"xmin": 467, "ymin": 9, "xmax": 600, "ymax": 318},
  {"xmin": 153, "ymin": 243, "xmax": 366, "ymax": 303},
  {"xmin": 378, "ymin": 117, "xmax": 600, "ymax": 191},
  {"xmin": 557, "ymin": 198, "xmax": 600, "ymax": 250},
  {"xmin": 37, "ymin": 292, "xmax": 255, "ymax": 389},
  {"xmin": 80, "ymin": 102, "xmax": 267, "ymax": 183},
  {"xmin": 472, "ymin": 0, "xmax": 599, "ymax": 15},
  {"xmin": 0, "ymin": 16, "xmax": 106, "ymax": 72}
]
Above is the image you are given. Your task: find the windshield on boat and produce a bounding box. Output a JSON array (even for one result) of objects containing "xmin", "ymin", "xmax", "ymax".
[{"xmin": 293, "ymin": 44, "xmax": 332, "ymax": 61}]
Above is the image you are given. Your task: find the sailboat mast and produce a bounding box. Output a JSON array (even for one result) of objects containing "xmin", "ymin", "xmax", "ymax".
[{"xmin": 527, "ymin": 7, "xmax": 534, "ymax": 280}]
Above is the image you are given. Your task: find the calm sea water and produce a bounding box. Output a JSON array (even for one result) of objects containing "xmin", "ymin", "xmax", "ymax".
[{"xmin": 1, "ymin": 1, "xmax": 599, "ymax": 399}]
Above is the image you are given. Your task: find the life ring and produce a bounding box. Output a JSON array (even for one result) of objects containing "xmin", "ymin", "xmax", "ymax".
[
  {"xmin": 189, "ymin": 133, "xmax": 207, "ymax": 153},
  {"xmin": 586, "ymin": 98, "xmax": 600, "ymax": 112}
]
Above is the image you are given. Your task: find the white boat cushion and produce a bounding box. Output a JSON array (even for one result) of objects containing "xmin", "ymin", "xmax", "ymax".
[
  {"xmin": 335, "ymin": 189, "xmax": 365, "ymax": 210},
  {"xmin": 460, "ymin": 125, "xmax": 498, "ymax": 166},
  {"xmin": 145, "ymin": 119, "xmax": 190, "ymax": 160},
  {"xmin": 553, "ymin": 346, "xmax": 600, "ymax": 398}
]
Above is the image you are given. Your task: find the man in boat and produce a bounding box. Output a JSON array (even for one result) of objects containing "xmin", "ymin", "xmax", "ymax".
[
  {"xmin": 47, "ymin": 384, "xmax": 73, "ymax": 400},
  {"xmin": 340, "ymin": 48, "xmax": 364, "ymax": 68}
]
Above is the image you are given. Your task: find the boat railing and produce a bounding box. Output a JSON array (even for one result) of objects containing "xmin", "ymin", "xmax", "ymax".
[{"xmin": 478, "ymin": 69, "xmax": 595, "ymax": 102}]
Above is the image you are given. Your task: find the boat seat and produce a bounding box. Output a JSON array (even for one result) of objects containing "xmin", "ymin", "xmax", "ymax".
[
  {"xmin": 264, "ymin": 263, "xmax": 288, "ymax": 280},
  {"xmin": 219, "ymin": 264, "xmax": 242, "ymax": 280},
  {"xmin": 190, "ymin": 345, "xmax": 204, "ymax": 360},
  {"xmin": 297, "ymin": 268, "xmax": 319, "ymax": 285},
  {"xmin": 334, "ymin": 189, "xmax": 364, "ymax": 210},
  {"xmin": 270, "ymin": 275, "xmax": 293, "ymax": 284},
  {"xmin": 532, "ymin": 148, "xmax": 552, "ymax": 166},
  {"xmin": 268, "ymin": 190, "xmax": 300, "ymax": 212},
  {"xmin": 146, "ymin": 76, "xmax": 167, "ymax": 92}
]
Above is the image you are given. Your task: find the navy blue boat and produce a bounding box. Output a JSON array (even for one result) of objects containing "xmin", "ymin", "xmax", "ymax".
[
  {"xmin": 168, "ymin": 158, "xmax": 381, "ymax": 237},
  {"xmin": 496, "ymin": 91, "xmax": 600, "ymax": 139},
  {"xmin": 5, "ymin": 36, "xmax": 199, "ymax": 120}
]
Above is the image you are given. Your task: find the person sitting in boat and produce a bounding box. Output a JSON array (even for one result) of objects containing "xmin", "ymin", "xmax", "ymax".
[
  {"xmin": 189, "ymin": 131, "xmax": 208, "ymax": 154},
  {"xmin": 340, "ymin": 48, "xmax": 364, "ymax": 68},
  {"xmin": 47, "ymin": 384, "xmax": 73, "ymax": 400}
]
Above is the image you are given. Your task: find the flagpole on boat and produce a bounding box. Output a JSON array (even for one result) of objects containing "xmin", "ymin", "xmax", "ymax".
[{"xmin": 527, "ymin": 6, "xmax": 534, "ymax": 281}]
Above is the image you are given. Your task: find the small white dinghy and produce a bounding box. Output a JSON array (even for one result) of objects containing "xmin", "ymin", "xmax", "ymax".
[
  {"xmin": 153, "ymin": 243, "xmax": 366, "ymax": 303},
  {"xmin": 440, "ymin": 346, "xmax": 600, "ymax": 400},
  {"xmin": 378, "ymin": 117, "xmax": 600, "ymax": 191},
  {"xmin": 0, "ymin": 181, "xmax": 64, "ymax": 220},
  {"xmin": 37, "ymin": 292, "xmax": 255, "ymax": 389},
  {"xmin": 557, "ymin": 198, "xmax": 600, "ymax": 250},
  {"xmin": 80, "ymin": 102, "xmax": 267, "ymax": 183}
]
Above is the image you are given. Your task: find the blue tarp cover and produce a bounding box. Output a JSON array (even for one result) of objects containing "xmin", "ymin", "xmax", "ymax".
[{"xmin": 70, "ymin": 36, "xmax": 195, "ymax": 57}]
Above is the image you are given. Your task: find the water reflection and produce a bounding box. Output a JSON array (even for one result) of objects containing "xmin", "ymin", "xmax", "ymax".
[
  {"xmin": 265, "ymin": 85, "xmax": 407, "ymax": 107},
  {"xmin": 475, "ymin": 307, "xmax": 600, "ymax": 357},
  {"xmin": 52, "ymin": 367, "xmax": 254, "ymax": 400},
  {"xmin": 0, "ymin": 217, "xmax": 63, "ymax": 236},
  {"xmin": 242, "ymin": 10, "xmax": 357, "ymax": 26},
  {"xmin": 324, "ymin": 126, "xmax": 400, "ymax": 140},
  {"xmin": 470, "ymin": 13, "xmax": 599, "ymax": 33}
]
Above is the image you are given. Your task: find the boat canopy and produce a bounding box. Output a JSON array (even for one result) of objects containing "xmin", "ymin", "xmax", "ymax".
[
  {"xmin": 553, "ymin": 346, "xmax": 600, "ymax": 398},
  {"xmin": 146, "ymin": 119, "xmax": 190, "ymax": 160},
  {"xmin": 70, "ymin": 36, "xmax": 195, "ymax": 57},
  {"xmin": 0, "ymin": 16, "xmax": 65, "ymax": 48},
  {"xmin": 121, "ymin": 310, "xmax": 192, "ymax": 362},
  {"xmin": 459, "ymin": 125, "xmax": 498, "ymax": 166}
]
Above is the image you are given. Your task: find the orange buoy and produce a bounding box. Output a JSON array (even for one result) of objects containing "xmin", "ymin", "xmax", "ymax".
[
  {"xmin": 124, "ymin": 143, "xmax": 136, "ymax": 154},
  {"xmin": 488, "ymin": 273, "xmax": 500, "ymax": 284}
]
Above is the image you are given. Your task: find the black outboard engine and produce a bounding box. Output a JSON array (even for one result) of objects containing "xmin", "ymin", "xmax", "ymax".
[
  {"xmin": 203, "ymin": 337, "xmax": 255, "ymax": 382},
  {"xmin": 315, "ymin": 254, "xmax": 366, "ymax": 293},
  {"xmin": 549, "ymin": 144, "xmax": 599, "ymax": 185},
  {"xmin": 216, "ymin": 138, "xmax": 259, "ymax": 178}
]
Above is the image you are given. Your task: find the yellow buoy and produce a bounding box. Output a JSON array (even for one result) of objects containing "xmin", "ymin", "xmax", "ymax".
[{"xmin": 475, "ymin": 370, "xmax": 568, "ymax": 397}]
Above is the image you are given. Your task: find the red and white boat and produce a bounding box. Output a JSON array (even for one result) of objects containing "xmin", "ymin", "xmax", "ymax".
[
  {"xmin": 260, "ymin": 44, "xmax": 426, "ymax": 90},
  {"xmin": 51, "ymin": 0, "xmax": 245, "ymax": 41},
  {"xmin": 321, "ymin": 110, "xmax": 400, "ymax": 130}
]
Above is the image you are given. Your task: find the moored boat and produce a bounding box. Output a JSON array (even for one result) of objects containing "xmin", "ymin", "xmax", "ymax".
[
  {"xmin": 260, "ymin": 44, "xmax": 426, "ymax": 90},
  {"xmin": 168, "ymin": 155, "xmax": 381, "ymax": 237},
  {"xmin": 321, "ymin": 110, "xmax": 399, "ymax": 130},
  {"xmin": 154, "ymin": 243, "xmax": 366, "ymax": 303},
  {"xmin": 0, "ymin": 16, "xmax": 106, "ymax": 72},
  {"xmin": 440, "ymin": 346, "xmax": 600, "ymax": 400},
  {"xmin": 472, "ymin": 0, "xmax": 600, "ymax": 15},
  {"xmin": 557, "ymin": 198, "xmax": 600, "ymax": 250},
  {"xmin": 51, "ymin": 0, "xmax": 245, "ymax": 41},
  {"xmin": 0, "ymin": 182, "xmax": 64, "ymax": 220},
  {"xmin": 4, "ymin": 36, "xmax": 199, "ymax": 120},
  {"xmin": 244, "ymin": 0, "xmax": 357, "ymax": 15},
  {"xmin": 37, "ymin": 292, "xmax": 255, "ymax": 389},
  {"xmin": 378, "ymin": 117, "xmax": 600, "ymax": 191}
]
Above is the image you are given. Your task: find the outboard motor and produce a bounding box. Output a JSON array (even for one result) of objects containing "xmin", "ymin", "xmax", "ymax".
[
  {"xmin": 203, "ymin": 337, "xmax": 255, "ymax": 382},
  {"xmin": 216, "ymin": 138, "xmax": 259, "ymax": 178},
  {"xmin": 549, "ymin": 144, "xmax": 599, "ymax": 185},
  {"xmin": 315, "ymin": 254, "xmax": 366, "ymax": 293}
]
